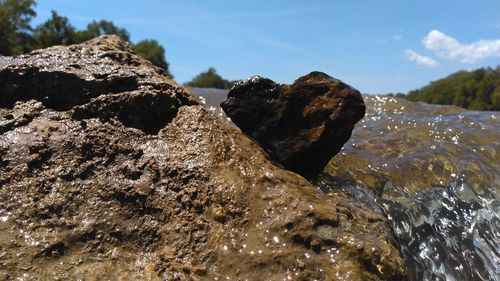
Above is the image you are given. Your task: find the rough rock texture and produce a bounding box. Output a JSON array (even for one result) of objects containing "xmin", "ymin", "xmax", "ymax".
[
  {"xmin": 0, "ymin": 36, "xmax": 406, "ymax": 280},
  {"xmin": 220, "ymin": 73, "xmax": 366, "ymax": 178},
  {"xmin": 0, "ymin": 35, "xmax": 196, "ymax": 133}
]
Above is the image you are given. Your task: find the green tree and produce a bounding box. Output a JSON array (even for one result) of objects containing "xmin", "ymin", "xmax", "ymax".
[
  {"xmin": 184, "ymin": 67, "xmax": 235, "ymax": 89},
  {"xmin": 32, "ymin": 10, "xmax": 77, "ymax": 49},
  {"xmin": 76, "ymin": 19, "xmax": 130, "ymax": 43},
  {"xmin": 133, "ymin": 39, "xmax": 173, "ymax": 77},
  {"xmin": 404, "ymin": 67, "xmax": 500, "ymax": 110},
  {"xmin": 0, "ymin": 0, "xmax": 36, "ymax": 55}
]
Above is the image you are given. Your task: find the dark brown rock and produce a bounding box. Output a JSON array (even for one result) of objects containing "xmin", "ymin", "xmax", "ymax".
[
  {"xmin": 221, "ymin": 72, "xmax": 366, "ymax": 178},
  {"xmin": 0, "ymin": 36, "xmax": 406, "ymax": 280}
]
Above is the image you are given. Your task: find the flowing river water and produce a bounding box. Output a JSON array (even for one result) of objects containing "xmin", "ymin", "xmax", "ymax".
[
  {"xmin": 324, "ymin": 95, "xmax": 499, "ymax": 281},
  {"xmin": 192, "ymin": 88, "xmax": 500, "ymax": 281}
]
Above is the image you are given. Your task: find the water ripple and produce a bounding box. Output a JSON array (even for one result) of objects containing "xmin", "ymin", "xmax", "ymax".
[{"xmin": 378, "ymin": 181, "xmax": 499, "ymax": 281}]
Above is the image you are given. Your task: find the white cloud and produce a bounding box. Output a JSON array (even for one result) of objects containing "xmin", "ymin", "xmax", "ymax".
[
  {"xmin": 423, "ymin": 30, "xmax": 500, "ymax": 63},
  {"xmin": 392, "ymin": 34, "xmax": 402, "ymax": 41},
  {"xmin": 405, "ymin": 49, "xmax": 439, "ymax": 68}
]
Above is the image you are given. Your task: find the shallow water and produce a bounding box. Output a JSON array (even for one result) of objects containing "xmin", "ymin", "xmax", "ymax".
[
  {"xmin": 324, "ymin": 96, "xmax": 499, "ymax": 281},
  {"xmin": 326, "ymin": 96, "xmax": 499, "ymax": 194},
  {"xmin": 379, "ymin": 181, "xmax": 499, "ymax": 281},
  {"xmin": 192, "ymin": 88, "xmax": 500, "ymax": 281},
  {"xmin": 318, "ymin": 178, "xmax": 499, "ymax": 281}
]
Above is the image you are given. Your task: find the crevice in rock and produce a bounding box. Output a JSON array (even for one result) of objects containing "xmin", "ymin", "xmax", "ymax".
[
  {"xmin": 0, "ymin": 67, "xmax": 197, "ymax": 135},
  {"xmin": 0, "ymin": 100, "xmax": 44, "ymax": 134},
  {"xmin": 72, "ymin": 90, "xmax": 197, "ymax": 134},
  {"xmin": 42, "ymin": 242, "xmax": 66, "ymax": 258},
  {"xmin": 0, "ymin": 68, "xmax": 139, "ymax": 111}
]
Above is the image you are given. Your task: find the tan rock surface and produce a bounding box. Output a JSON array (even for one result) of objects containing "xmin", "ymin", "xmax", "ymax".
[{"xmin": 0, "ymin": 36, "xmax": 406, "ymax": 280}]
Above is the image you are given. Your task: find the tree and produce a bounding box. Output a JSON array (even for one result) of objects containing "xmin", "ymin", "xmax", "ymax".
[
  {"xmin": 133, "ymin": 39, "xmax": 173, "ymax": 77},
  {"xmin": 0, "ymin": 0, "xmax": 36, "ymax": 55},
  {"xmin": 184, "ymin": 67, "xmax": 235, "ymax": 89},
  {"xmin": 32, "ymin": 10, "xmax": 77, "ymax": 49},
  {"xmin": 76, "ymin": 19, "xmax": 130, "ymax": 43},
  {"xmin": 404, "ymin": 67, "xmax": 500, "ymax": 110}
]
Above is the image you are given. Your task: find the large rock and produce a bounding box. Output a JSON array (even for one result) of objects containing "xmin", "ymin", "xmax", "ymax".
[
  {"xmin": 221, "ymin": 72, "xmax": 366, "ymax": 178},
  {"xmin": 0, "ymin": 36, "xmax": 405, "ymax": 280}
]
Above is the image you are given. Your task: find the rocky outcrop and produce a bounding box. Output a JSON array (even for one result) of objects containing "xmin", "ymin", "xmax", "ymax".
[
  {"xmin": 221, "ymin": 72, "xmax": 365, "ymax": 179},
  {"xmin": 0, "ymin": 36, "xmax": 405, "ymax": 280}
]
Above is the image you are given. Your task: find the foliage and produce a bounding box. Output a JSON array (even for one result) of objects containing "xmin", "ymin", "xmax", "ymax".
[
  {"xmin": 32, "ymin": 10, "xmax": 77, "ymax": 49},
  {"xmin": 185, "ymin": 67, "xmax": 236, "ymax": 89},
  {"xmin": 33, "ymin": 16, "xmax": 130, "ymax": 47},
  {"xmin": 77, "ymin": 20, "xmax": 130, "ymax": 42},
  {"xmin": 134, "ymin": 39, "xmax": 173, "ymax": 77},
  {"xmin": 404, "ymin": 67, "xmax": 500, "ymax": 111},
  {"xmin": 0, "ymin": 0, "xmax": 36, "ymax": 55},
  {"xmin": 386, "ymin": 93, "xmax": 406, "ymax": 98}
]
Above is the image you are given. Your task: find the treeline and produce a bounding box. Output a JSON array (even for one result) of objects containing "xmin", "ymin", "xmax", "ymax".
[
  {"xmin": 184, "ymin": 67, "xmax": 237, "ymax": 89},
  {"xmin": 401, "ymin": 67, "xmax": 500, "ymax": 111}
]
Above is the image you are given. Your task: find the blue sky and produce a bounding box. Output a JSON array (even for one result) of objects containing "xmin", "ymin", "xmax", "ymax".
[{"xmin": 32, "ymin": 0, "xmax": 500, "ymax": 94}]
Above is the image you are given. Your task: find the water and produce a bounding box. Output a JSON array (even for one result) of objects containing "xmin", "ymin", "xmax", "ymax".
[
  {"xmin": 191, "ymin": 89, "xmax": 500, "ymax": 281},
  {"xmin": 378, "ymin": 181, "xmax": 499, "ymax": 281},
  {"xmin": 326, "ymin": 96, "xmax": 499, "ymax": 194},
  {"xmin": 317, "ymin": 178, "xmax": 499, "ymax": 281},
  {"xmin": 324, "ymin": 96, "xmax": 500, "ymax": 281}
]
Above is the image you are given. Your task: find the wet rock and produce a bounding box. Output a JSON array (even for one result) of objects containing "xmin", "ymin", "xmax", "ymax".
[
  {"xmin": 72, "ymin": 90, "xmax": 188, "ymax": 134},
  {"xmin": 0, "ymin": 35, "xmax": 196, "ymax": 111},
  {"xmin": 0, "ymin": 36, "xmax": 406, "ymax": 280},
  {"xmin": 221, "ymin": 72, "xmax": 366, "ymax": 178},
  {"xmin": 0, "ymin": 100, "xmax": 44, "ymax": 134}
]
